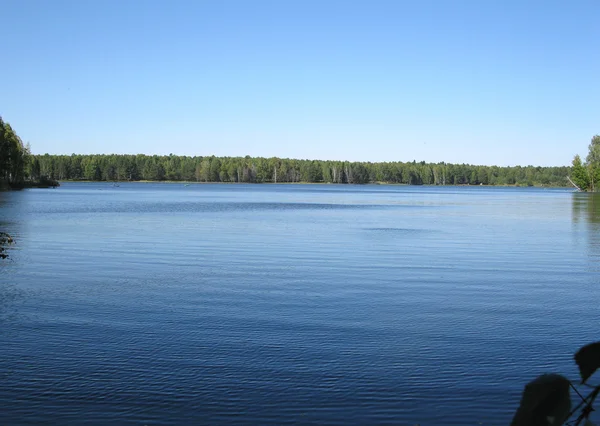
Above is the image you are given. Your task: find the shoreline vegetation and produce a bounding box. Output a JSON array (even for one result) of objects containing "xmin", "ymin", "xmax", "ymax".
[
  {"xmin": 57, "ymin": 178, "xmax": 565, "ymax": 188},
  {"xmin": 571, "ymin": 135, "xmax": 600, "ymax": 192},
  {"xmin": 8, "ymin": 176, "xmax": 60, "ymax": 189},
  {"xmin": 32, "ymin": 153, "xmax": 571, "ymax": 187}
]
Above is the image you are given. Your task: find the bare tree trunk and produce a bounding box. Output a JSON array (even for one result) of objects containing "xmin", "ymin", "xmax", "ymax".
[{"xmin": 567, "ymin": 175, "xmax": 582, "ymax": 191}]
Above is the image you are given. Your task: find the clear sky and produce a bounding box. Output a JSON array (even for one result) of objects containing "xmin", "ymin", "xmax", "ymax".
[{"xmin": 1, "ymin": 0, "xmax": 598, "ymax": 166}]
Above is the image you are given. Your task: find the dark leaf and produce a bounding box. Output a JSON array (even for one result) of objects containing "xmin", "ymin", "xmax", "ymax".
[
  {"xmin": 511, "ymin": 374, "xmax": 571, "ymax": 426},
  {"xmin": 575, "ymin": 342, "xmax": 600, "ymax": 384}
]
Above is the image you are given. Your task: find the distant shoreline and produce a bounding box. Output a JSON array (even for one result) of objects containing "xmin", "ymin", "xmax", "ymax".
[
  {"xmin": 31, "ymin": 154, "xmax": 570, "ymax": 187},
  {"xmin": 55, "ymin": 179, "xmax": 566, "ymax": 189}
]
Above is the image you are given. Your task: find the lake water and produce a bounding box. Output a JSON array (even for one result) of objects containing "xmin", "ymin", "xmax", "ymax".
[{"xmin": 1, "ymin": 183, "xmax": 599, "ymax": 425}]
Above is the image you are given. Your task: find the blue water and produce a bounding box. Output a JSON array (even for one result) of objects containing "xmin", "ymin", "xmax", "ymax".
[{"xmin": 1, "ymin": 183, "xmax": 599, "ymax": 425}]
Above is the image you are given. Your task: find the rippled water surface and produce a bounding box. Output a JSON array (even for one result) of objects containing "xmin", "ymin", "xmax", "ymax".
[{"xmin": 1, "ymin": 183, "xmax": 599, "ymax": 425}]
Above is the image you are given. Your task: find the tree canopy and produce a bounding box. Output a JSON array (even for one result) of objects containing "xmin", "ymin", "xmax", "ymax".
[{"xmin": 30, "ymin": 153, "xmax": 570, "ymax": 187}]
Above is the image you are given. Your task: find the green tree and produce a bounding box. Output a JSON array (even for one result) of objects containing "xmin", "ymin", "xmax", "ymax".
[
  {"xmin": 571, "ymin": 155, "xmax": 590, "ymax": 191},
  {"xmin": 571, "ymin": 135, "xmax": 600, "ymax": 192},
  {"xmin": 196, "ymin": 158, "xmax": 211, "ymax": 182},
  {"xmin": 0, "ymin": 117, "xmax": 30, "ymax": 185},
  {"xmin": 29, "ymin": 156, "xmax": 41, "ymax": 181},
  {"xmin": 84, "ymin": 158, "xmax": 102, "ymax": 181},
  {"xmin": 586, "ymin": 135, "xmax": 600, "ymax": 191}
]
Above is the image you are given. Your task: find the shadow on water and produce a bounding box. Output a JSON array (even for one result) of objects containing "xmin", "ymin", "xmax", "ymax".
[
  {"xmin": 0, "ymin": 191, "xmax": 25, "ymax": 323},
  {"xmin": 0, "ymin": 190, "xmax": 22, "ymax": 229},
  {"xmin": 0, "ymin": 191, "xmax": 16, "ymax": 259},
  {"xmin": 572, "ymin": 192, "xmax": 600, "ymax": 260}
]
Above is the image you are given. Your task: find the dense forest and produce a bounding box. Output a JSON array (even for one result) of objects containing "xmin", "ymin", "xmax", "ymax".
[
  {"xmin": 31, "ymin": 153, "xmax": 570, "ymax": 187},
  {"xmin": 571, "ymin": 135, "xmax": 600, "ymax": 192}
]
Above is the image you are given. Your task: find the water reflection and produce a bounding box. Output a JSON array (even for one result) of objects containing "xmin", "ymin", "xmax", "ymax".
[
  {"xmin": 0, "ymin": 189, "xmax": 23, "ymax": 228},
  {"xmin": 0, "ymin": 190, "xmax": 26, "ymax": 320},
  {"xmin": 0, "ymin": 191, "xmax": 20, "ymax": 259},
  {"xmin": 572, "ymin": 192, "xmax": 600, "ymax": 261}
]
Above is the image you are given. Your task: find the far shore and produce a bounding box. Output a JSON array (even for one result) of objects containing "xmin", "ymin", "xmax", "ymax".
[{"xmin": 55, "ymin": 180, "xmax": 566, "ymax": 189}]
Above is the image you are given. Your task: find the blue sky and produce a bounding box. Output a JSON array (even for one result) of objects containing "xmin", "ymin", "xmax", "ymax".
[{"xmin": 1, "ymin": 0, "xmax": 598, "ymax": 166}]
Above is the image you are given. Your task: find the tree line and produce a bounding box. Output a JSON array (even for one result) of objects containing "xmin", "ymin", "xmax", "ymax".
[
  {"xmin": 29, "ymin": 153, "xmax": 570, "ymax": 186},
  {"xmin": 571, "ymin": 135, "xmax": 600, "ymax": 192}
]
